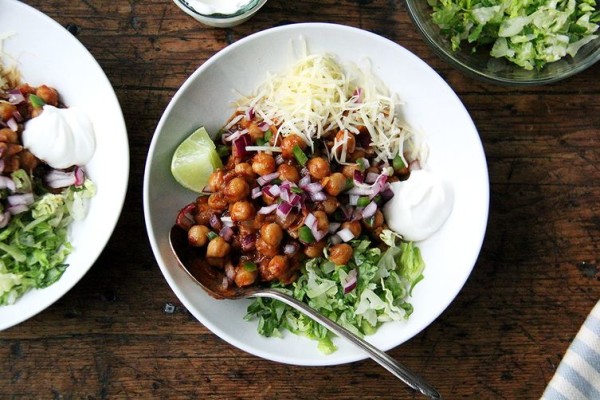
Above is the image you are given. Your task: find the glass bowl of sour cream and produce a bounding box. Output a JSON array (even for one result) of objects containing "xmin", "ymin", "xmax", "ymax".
[{"xmin": 173, "ymin": 0, "xmax": 268, "ymax": 28}]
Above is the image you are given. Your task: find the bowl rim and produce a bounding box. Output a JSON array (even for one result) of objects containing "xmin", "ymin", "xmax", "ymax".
[
  {"xmin": 174, "ymin": 0, "xmax": 266, "ymax": 19},
  {"xmin": 404, "ymin": 0, "xmax": 600, "ymax": 86}
]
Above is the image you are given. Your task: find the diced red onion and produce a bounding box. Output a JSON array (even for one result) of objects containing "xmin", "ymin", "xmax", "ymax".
[
  {"xmin": 225, "ymin": 263, "xmax": 236, "ymax": 282},
  {"xmin": 6, "ymin": 118, "xmax": 18, "ymax": 132},
  {"xmin": 0, "ymin": 175, "xmax": 15, "ymax": 191},
  {"xmin": 298, "ymin": 174, "xmax": 311, "ymax": 188},
  {"xmin": 353, "ymin": 169, "xmax": 364, "ymax": 184},
  {"xmin": 266, "ymin": 185, "xmax": 281, "ymax": 198},
  {"xmin": 74, "ymin": 167, "xmax": 85, "ymax": 186},
  {"xmin": 232, "ymin": 135, "xmax": 250, "ymax": 158},
  {"xmin": 257, "ymin": 171, "xmax": 280, "ymax": 186},
  {"xmin": 348, "ymin": 194, "xmax": 359, "ymax": 206},
  {"xmin": 251, "ymin": 186, "xmax": 262, "ymax": 199},
  {"xmin": 245, "ymin": 107, "xmax": 255, "ymax": 121},
  {"xmin": 362, "ymin": 201, "xmax": 377, "ymax": 219},
  {"xmin": 380, "ymin": 187, "xmax": 394, "ymax": 202},
  {"xmin": 309, "ymin": 191, "xmax": 327, "ymax": 202},
  {"xmin": 7, "ymin": 193, "xmax": 34, "ymax": 206},
  {"xmin": 222, "ymin": 277, "xmax": 230, "ymax": 290},
  {"xmin": 337, "ymin": 227, "xmax": 355, "ymax": 242},
  {"xmin": 342, "ymin": 268, "xmax": 358, "ymax": 294},
  {"xmin": 7, "ymin": 90, "xmax": 25, "ymax": 105},
  {"xmin": 176, "ymin": 203, "xmax": 196, "ymax": 230},
  {"xmin": 303, "ymin": 182, "xmax": 323, "ymax": 193},
  {"xmin": 283, "ymin": 243, "xmax": 298, "ymax": 255},
  {"xmin": 257, "ymin": 121, "xmax": 270, "ymax": 132},
  {"xmin": 352, "ymin": 88, "xmax": 363, "ymax": 103},
  {"xmin": 328, "ymin": 222, "xmax": 341, "ymax": 233},
  {"xmin": 224, "ymin": 129, "xmax": 246, "ymax": 142},
  {"xmin": 209, "ymin": 213, "xmax": 222, "ymax": 230},
  {"xmin": 45, "ymin": 169, "xmax": 77, "ymax": 189},
  {"xmin": 276, "ymin": 201, "xmax": 293, "ymax": 219},
  {"xmin": 0, "ymin": 211, "xmax": 10, "ymax": 229},
  {"xmin": 220, "ymin": 226, "xmax": 234, "ymax": 242},
  {"xmin": 258, "ymin": 203, "xmax": 279, "ymax": 215},
  {"xmin": 275, "ymin": 154, "xmax": 285, "ymax": 165},
  {"xmin": 241, "ymin": 233, "xmax": 257, "ymax": 251},
  {"xmin": 351, "ymin": 208, "xmax": 363, "ymax": 221},
  {"xmin": 220, "ymin": 216, "xmax": 234, "ymax": 227},
  {"xmin": 12, "ymin": 110, "xmax": 23, "ymax": 122},
  {"xmin": 304, "ymin": 212, "xmax": 317, "ymax": 230},
  {"xmin": 8, "ymin": 204, "xmax": 29, "ymax": 215},
  {"xmin": 365, "ymin": 172, "xmax": 379, "ymax": 184},
  {"xmin": 288, "ymin": 193, "xmax": 302, "ymax": 207},
  {"xmin": 313, "ymin": 229, "xmax": 327, "ymax": 242}
]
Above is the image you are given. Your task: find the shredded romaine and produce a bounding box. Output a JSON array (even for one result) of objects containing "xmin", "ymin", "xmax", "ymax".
[
  {"xmin": 428, "ymin": 0, "xmax": 600, "ymax": 70},
  {"xmin": 245, "ymin": 235, "xmax": 425, "ymax": 353},
  {"xmin": 0, "ymin": 177, "xmax": 95, "ymax": 305}
]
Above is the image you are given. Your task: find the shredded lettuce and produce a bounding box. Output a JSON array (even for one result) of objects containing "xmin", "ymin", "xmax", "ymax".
[
  {"xmin": 0, "ymin": 176, "xmax": 95, "ymax": 305},
  {"xmin": 245, "ymin": 234, "xmax": 425, "ymax": 353},
  {"xmin": 428, "ymin": 0, "xmax": 600, "ymax": 70}
]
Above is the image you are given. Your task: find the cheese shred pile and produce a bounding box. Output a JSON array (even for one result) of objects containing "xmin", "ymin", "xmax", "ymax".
[{"xmin": 234, "ymin": 53, "xmax": 421, "ymax": 166}]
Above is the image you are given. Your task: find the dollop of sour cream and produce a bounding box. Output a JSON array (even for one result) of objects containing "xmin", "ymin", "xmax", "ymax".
[
  {"xmin": 22, "ymin": 105, "xmax": 96, "ymax": 170},
  {"xmin": 187, "ymin": 0, "xmax": 254, "ymax": 15},
  {"xmin": 383, "ymin": 169, "xmax": 454, "ymax": 242}
]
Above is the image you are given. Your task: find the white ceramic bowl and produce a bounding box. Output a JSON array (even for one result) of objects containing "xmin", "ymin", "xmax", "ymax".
[
  {"xmin": 144, "ymin": 23, "xmax": 489, "ymax": 365},
  {"xmin": 0, "ymin": 0, "xmax": 129, "ymax": 330},
  {"xmin": 173, "ymin": 0, "xmax": 268, "ymax": 28}
]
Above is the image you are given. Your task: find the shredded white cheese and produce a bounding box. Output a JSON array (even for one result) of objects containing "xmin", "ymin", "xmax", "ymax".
[{"xmin": 234, "ymin": 52, "xmax": 422, "ymax": 166}]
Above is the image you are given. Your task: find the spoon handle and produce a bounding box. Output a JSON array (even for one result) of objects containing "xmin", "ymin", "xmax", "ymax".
[{"xmin": 255, "ymin": 288, "xmax": 442, "ymax": 400}]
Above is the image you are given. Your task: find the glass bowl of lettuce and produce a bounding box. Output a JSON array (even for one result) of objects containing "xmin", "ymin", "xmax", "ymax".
[{"xmin": 405, "ymin": 0, "xmax": 600, "ymax": 85}]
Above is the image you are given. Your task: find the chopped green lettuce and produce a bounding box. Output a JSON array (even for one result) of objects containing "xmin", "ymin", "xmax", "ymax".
[
  {"xmin": 428, "ymin": 0, "xmax": 600, "ymax": 70},
  {"xmin": 0, "ymin": 177, "xmax": 95, "ymax": 305},
  {"xmin": 245, "ymin": 234, "xmax": 425, "ymax": 353}
]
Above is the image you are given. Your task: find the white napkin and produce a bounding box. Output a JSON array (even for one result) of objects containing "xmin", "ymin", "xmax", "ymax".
[{"xmin": 542, "ymin": 300, "xmax": 600, "ymax": 400}]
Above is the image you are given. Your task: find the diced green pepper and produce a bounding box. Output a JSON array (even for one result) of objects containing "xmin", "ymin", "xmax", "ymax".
[{"xmin": 298, "ymin": 226, "xmax": 315, "ymax": 244}]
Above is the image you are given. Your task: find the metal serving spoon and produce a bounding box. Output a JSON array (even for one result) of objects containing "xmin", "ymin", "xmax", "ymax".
[{"xmin": 169, "ymin": 225, "xmax": 442, "ymax": 399}]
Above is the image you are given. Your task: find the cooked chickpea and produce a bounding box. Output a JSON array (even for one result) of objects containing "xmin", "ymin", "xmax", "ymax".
[
  {"xmin": 187, "ymin": 225, "xmax": 210, "ymax": 247},
  {"xmin": 304, "ymin": 241, "xmax": 326, "ymax": 258},
  {"xmin": 207, "ymin": 193, "xmax": 228, "ymax": 212},
  {"xmin": 256, "ymin": 237, "xmax": 279, "ymax": 257},
  {"xmin": 263, "ymin": 255, "xmax": 288, "ymax": 281},
  {"xmin": 277, "ymin": 163, "xmax": 300, "ymax": 183},
  {"xmin": 280, "ymin": 134, "xmax": 306, "ymax": 159},
  {"xmin": 260, "ymin": 223, "xmax": 283, "ymax": 247},
  {"xmin": 334, "ymin": 130, "xmax": 356, "ymax": 156},
  {"xmin": 206, "ymin": 237, "xmax": 230, "ymax": 258},
  {"xmin": 328, "ymin": 243, "xmax": 353, "ymax": 266},
  {"xmin": 320, "ymin": 195, "xmax": 340, "ymax": 214},
  {"xmin": 207, "ymin": 170, "xmax": 224, "ymax": 193},
  {"xmin": 0, "ymin": 103, "xmax": 17, "ymax": 122},
  {"xmin": 364, "ymin": 210, "xmax": 384, "ymax": 229},
  {"xmin": 35, "ymin": 85, "xmax": 59, "ymax": 106},
  {"xmin": 230, "ymin": 200, "xmax": 255, "ymax": 222},
  {"xmin": 313, "ymin": 210, "xmax": 329, "ymax": 232},
  {"xmin": 223, "ymin": 177, "xmax": 250, "ymax": 202},
  {"xmin": 0, "ymin": 128, "xmax": 17, "ymax": 143},
  {"xmin": 247, "ymin": 123, "xmax": 264, "ymax": 142},
  {"xmin": 234, "ymin": 162, "xmax": 255, "ymax": 179},
  {"xmin": 342, "ymin": 221, "xmax": 362, "ymax": 238},
  {"xmin": 349, "ymin": 149, "xmax": 367, "ymax": 162},
  {"xmin": 342, "ymin": 164, "xmax": 360, "ymax": 179},
  {"xmin": 322, "ymin": 172, "xmax": 347, "ymax": 196},
  {"xmin": 307, "ymin": 157, "xmax": 330, "ymax": 180},
  {"xmin": 252, "ymin": 152, "xmax": 276, "ymax": 176},
  {"xmin": 234, "ymin": 263, "xmax": 259, "ymax": 287}
]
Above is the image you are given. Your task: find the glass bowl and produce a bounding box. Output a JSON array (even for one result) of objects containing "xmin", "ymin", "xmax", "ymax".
[
  {"xmin": 173, "ymin": 0, "xmax": 268, "ymax": 28},
  {"xmin": 404, "ymin": 0, "xmax": 600, "ymax": 85}
]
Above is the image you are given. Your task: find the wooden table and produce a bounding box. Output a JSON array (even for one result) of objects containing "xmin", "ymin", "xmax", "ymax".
[{"xmin": 2, "ymin": 1, "xmax": 599, "ymax": 398}]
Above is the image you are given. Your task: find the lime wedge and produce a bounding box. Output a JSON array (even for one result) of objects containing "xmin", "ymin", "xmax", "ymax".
[{"xmin": 171, "ymin": 127, "xmax": 223, "ymax": 192}]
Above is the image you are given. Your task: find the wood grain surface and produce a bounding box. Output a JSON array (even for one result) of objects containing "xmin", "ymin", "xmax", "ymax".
[{"xmin": 1, "ymin": 1, "xmax": 599, "ymax": 399}]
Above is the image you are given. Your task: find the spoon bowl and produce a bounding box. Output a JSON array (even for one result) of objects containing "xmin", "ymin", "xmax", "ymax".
[{"xmin": 169, "ymin": 225, "xmax": 442, "ymax": 399}]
